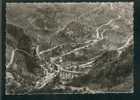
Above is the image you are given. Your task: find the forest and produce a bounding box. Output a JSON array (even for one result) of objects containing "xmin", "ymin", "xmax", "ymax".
[{"xmin": 6, "ymin": 2, "xmax": 133, "ymax": 94}]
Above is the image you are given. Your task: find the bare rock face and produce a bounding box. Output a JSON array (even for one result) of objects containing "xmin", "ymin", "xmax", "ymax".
[{"xmin": 6, "ymin": 3, "xmax": 133, "ymax": 94}]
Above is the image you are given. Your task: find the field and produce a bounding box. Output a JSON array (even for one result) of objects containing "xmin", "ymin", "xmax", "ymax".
[{"xmin": 6, "ymin": 2, "xmax": 134, "ymax": 94}]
